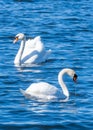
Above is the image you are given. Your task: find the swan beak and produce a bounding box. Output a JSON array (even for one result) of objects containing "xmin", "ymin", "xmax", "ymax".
[
  {"xmin": 73, "ymin": 74, "xmax": 78, "ymax": 83},
  {"xmin": 13, "ymin": 37, "xmax": 18, "ymax": 44}
]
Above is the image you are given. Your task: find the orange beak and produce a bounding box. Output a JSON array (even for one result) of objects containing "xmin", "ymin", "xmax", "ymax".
[{"xmin": 13, "ymin": 37, "xmax": 18, "ymax": 44}]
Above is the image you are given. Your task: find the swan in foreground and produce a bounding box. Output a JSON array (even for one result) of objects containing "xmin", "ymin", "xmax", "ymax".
[
  {"xmin": 13, "ymin": 33, "xmax": 51, "ymax": 66},
  {"xmin": 20, "ymin": 68, "xmax": 78, "ymax": 102}
]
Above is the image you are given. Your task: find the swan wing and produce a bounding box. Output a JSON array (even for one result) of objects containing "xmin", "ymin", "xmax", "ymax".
[
  {"xmin": 21, "ymin": 36, "xmax": 51, "ymax": 64},
  {"xmin": 15, "ymin": 35, "xmax": 51, "ymax": 65},
  {"xmin": 21, "ymin": 36, "xmax": 39, "ymax": 57},
  {"xmin": 21, "ymin": 36, "xmax": 45, "ymax": 63},
  {"xmin": 20, "ymin": 82, "xmax": 63, "ymax": 101},
  {"xmin": 25, "ymin": 36, "xmax": 41, "ymax": 49},
  {"xmin": 25, "ymin": 82, "xmax": 61, "ymax": 97}
]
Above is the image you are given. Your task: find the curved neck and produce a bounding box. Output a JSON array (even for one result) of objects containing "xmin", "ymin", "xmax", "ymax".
[
  {"xmin": 14, "ymin": 37, "xmax": 26, "ymax": 65},
  {"xmin": 58, "ymin": 69, "xmax": 69, "ymax": 98}
]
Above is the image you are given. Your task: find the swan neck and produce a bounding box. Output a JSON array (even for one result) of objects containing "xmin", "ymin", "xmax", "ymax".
[
  {"xmin": 14, "ymin": 37, "xmax": 26, "ymax": 65},
  {"xmin": 58, "ymin": 69, "xmax": 69, "ymax": 97}
]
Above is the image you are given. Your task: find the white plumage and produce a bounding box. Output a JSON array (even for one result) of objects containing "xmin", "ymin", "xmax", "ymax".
[
  {"xmin": 20, "ymin": 68, "xmax": 77, "ymax": 102},
  {"xmin": 13, "ymin": 33, "xmax": 51, "ymax": 66}
]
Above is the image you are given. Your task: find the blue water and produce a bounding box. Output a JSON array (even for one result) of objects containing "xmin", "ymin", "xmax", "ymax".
[{"xmin": 0, "ymin": 0, "xmax": 93, "ymax": 129}]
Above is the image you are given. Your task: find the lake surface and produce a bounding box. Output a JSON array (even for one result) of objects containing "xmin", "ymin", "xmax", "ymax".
[{"xmin": 0, "ymin": 0, "xmax": 93, "ymax": 129}]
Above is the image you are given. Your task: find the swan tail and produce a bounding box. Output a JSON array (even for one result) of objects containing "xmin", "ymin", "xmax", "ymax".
[
  {"xmin": 20, "ymin": 88, "xmax": 32, "ymax": 98},
  {"xmin": 47, "ymin": 49, "xmax": 52, "ymax": 56},
  {"xmin": 20, "ymin": 88, "xmax": 26, "ymax": 96},
  {"xmin": 43, "ymin": 49, "xmax": 52, "ymax": 61},
  {"xmin": 48, "ymin": 49, "xmax": 52, "ymax": 53}
]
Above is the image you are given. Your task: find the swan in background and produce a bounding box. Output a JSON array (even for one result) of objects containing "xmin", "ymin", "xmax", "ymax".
[
  {"xmin": 13, "ymin": 33, "xmax": 51, "ymax": 66},
  {"xmin": 20, "ymin": 68, "xmax": 78, "ymax": 102}
]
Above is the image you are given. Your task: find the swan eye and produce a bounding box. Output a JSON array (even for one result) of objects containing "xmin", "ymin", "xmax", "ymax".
[{"xmin": 73, "ymin": 74, "xmax": 77, "ymax": 82}]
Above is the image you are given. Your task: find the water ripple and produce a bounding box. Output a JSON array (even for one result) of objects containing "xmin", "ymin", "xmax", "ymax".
[{"xmin": 0, "ymin": 0, "xmax": 93, "ymax": 129}]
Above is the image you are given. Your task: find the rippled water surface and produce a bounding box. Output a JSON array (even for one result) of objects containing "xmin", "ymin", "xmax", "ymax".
[{"xmin": 0, "ymin": 0, "xmax": 93, "ymax": 129}]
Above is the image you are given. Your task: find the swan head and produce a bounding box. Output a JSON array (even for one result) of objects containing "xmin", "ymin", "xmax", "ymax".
[
  {"xmin": 13, "ymin": 33, "xmax": 25, "ymax": 43},
  {"xmin": 66, "ymin": 68, "xmax": 78, "ymax": 83}
]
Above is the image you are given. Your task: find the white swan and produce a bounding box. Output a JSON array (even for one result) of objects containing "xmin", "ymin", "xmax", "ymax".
[
  {"xmin": 13, "ymin": 33, "xmax": 51, "ymax": 66},
  {"xmin": 20, "ymin": 68, "xmax": 78, "ymax": 102}
]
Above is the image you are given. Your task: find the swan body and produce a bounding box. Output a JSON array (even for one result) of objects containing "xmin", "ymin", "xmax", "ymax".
[
  {"xmin": 20, "ymin": 68, "xmax": 77, "ymax": 102},
  {"xmin": 13, "ymin": 33, "xmax": 51, "ymax": 66}
]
